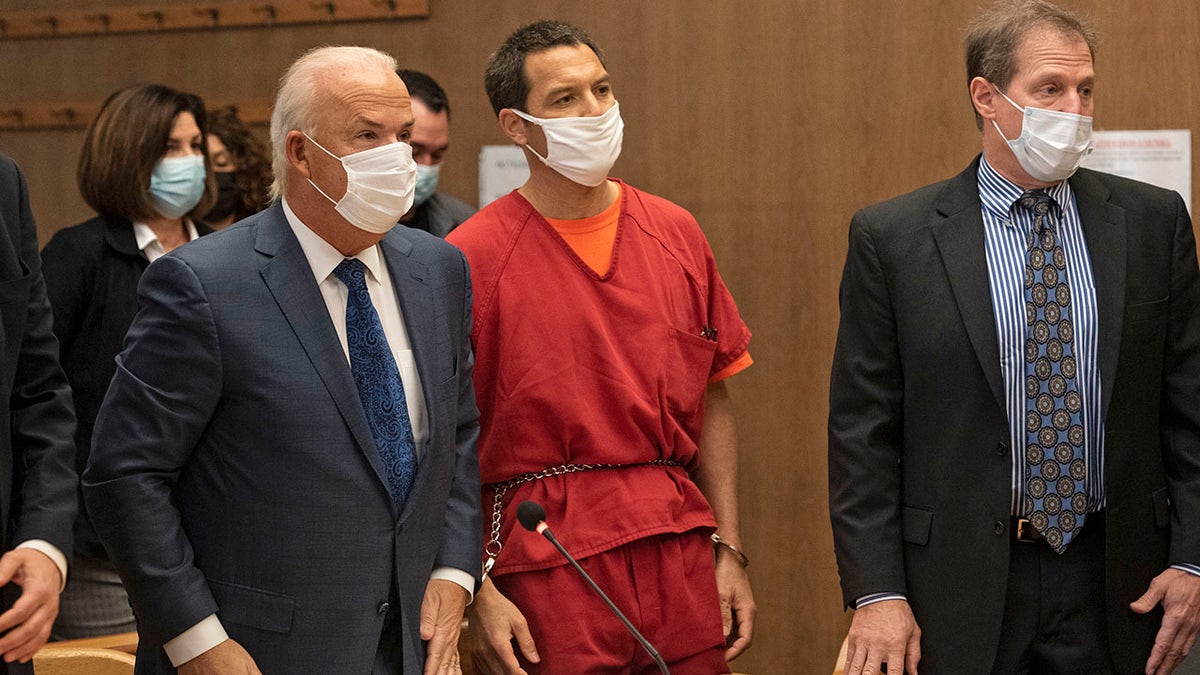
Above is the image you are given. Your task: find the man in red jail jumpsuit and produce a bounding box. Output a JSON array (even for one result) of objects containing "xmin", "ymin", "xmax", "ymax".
[{"xmin": 447, "ymin": 19, "xmax": 756, "ymax": 675}]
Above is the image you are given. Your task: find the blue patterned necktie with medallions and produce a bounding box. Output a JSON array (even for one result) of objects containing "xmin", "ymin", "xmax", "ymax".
[{"xmin": 1019, "ymin": 190, "xmax": 1088, "ymax": 553}]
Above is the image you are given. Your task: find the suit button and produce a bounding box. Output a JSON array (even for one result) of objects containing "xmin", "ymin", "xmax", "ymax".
[
  {"xmin": 378, "ymin": 602, "xmax": 390, "ymax": 615},
  {"xmin": 994, "ymin": 520, "xmax": 1006, "ymax": 535},
  {"xmin": 995, "ymin": 442, "xmax": 1008, "ymax": 456}
]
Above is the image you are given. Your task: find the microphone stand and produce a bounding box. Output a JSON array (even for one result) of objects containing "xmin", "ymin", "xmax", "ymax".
[{"xmin": 538, "ymin": 526, "xmax": 670, "ymax": 675}]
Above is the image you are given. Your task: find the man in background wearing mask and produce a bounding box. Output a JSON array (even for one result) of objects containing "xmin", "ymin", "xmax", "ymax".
[
  {"xmin": 447, "ymin": 20, "xmax": 755, "ymax": 674},
  {"xmin": 396, "ymin": 70, "xmax": 475, "ymax": 237},
  {"xmin": 829, "ymin": 1, "xmax": 1200, "ymax": 674},
  {"xmin": 83, "ymin": 46, "xmax": 480, "ymax": 674}
]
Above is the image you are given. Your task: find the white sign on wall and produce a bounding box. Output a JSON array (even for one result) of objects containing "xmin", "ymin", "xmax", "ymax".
[
  {"xmin": 1081, "ymin": 129, "xmax": 1192, "ymax": 214},
  {"xmin": 479, "ymin": 145, "xmax": 529, "ymax": 208}
]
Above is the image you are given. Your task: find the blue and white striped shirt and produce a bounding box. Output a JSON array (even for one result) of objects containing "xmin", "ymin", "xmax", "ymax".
[
  {"xmin": 977, "ymin": 156, "xmax": 1105, "ymax": 516},
  {"xmin": 979, "ymin": 158, "xmax": 1200, "ymax": 580}
]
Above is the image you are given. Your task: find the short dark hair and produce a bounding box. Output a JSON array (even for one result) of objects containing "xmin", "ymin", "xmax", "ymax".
[
  {"xmin": 397, "ymin": 69, "xmax": 451, "ymax": 120},
  {"xmin": 206, "ymin": 105, "xmax": 273, "ymax": 221},
  {"xmin": 484, "ymin": 19, "xmax": 606, "ymax": 116},
  {"xmin": 965, "ymin": 0, "xmax": 1098, "ymax": 129},
  {"xmin": 78, "ymin": 84, "xmax": 214, "ymax": 221}
]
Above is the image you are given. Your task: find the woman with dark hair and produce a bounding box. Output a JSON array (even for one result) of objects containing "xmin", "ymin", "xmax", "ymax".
[
  {"xmin": 40, "ymin": 83, "xmax": 215, "ymax": 639},
  {"xmin": 203, "ymin": 105, "xmax": 272, "ymax": 228}
]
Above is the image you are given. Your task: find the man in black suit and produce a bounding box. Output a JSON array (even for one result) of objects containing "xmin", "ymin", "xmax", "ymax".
[
  {"xmin": 829, "ymin": 1, "xmax": 1200, "ymax": 674},
  {"xmin": 0, "ymin": 153, "xmax": 78, "ymax": 670}
]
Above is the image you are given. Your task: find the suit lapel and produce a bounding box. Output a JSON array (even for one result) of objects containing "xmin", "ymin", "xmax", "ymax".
[
  {"xmin": 380, "ymin": 232, "xmax": 438, "ymax": 523},
  {"xmin": 255, "ymin": 204, "xmax": 396, "ymax": 515},
  {"xmin": 930, "ymin": 160, "xmax": 1006, "ymax": 409},
  {"xmin": 1070, "ymin": 170, "xmax": 1126, "ymax": 417}
]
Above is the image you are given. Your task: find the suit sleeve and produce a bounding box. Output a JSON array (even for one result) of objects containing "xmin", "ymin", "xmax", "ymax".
[
  {"xmin": 4, "ymin": 157, "xmax": 77, "ymax": 558},
  {"xmin": 828, "ymin": 208, "xmax": 907, "ymax": 608},
  {"xmin": 433, "ymin": 250, "xmax": 482, "ymax": 580},
  {"xmin": 1160, "ymin": 194, "xmax": 1200, "ymax": 565},
  {"xmin": 82, "ymin": 254, "xmax": 223, "ymax": 645}
]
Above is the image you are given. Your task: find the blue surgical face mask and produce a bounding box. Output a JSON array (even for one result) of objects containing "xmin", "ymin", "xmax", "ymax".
[
  {"xmin": 412, "ymin": 163, "xmax": 441, "ymax": 208},
  {"xmin": 149, "ymin": 154, "xmax": 206, "ymax": 219}
]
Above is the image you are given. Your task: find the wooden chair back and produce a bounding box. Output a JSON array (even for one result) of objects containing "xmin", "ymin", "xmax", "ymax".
[{"xmin": 33, "ymin": 646, "xmax": 136, "ymax": 675}]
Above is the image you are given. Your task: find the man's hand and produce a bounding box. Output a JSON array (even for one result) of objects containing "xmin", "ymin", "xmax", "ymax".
[
  {"xmin": 177, "ymin": 638, "xmax": 261, "ymax": 675},
  {"xmin": 715, "ymin": 550, "xmax": 755, "ymax": 661},
  {"xmin": 421, "ymin": 579, "xmax": 470, "ymax": 674},
  {"xmin": 843, "ymin": 599, "xmax": 921, "ymax": 675},
  {"xmin": 0, "ymin": 548, "xmax": 63, "ymax": 663},
  {"xmin": 1131, "ymin": 568, "xmax": 1200, "ymax": 674},
  {"xmin": 468, "ymin": 578, "xmax": 538, "ymax": 675}
]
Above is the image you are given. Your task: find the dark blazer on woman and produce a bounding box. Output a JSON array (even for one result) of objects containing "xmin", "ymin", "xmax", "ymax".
[{"xmin": 41, "ymin": 215, "xmax": 211, "ymax": 559}]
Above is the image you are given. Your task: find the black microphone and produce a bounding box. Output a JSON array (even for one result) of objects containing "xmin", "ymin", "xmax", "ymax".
[{"xmin": 516, "ymin": 500, "xmax": 669, "ymax": 675}]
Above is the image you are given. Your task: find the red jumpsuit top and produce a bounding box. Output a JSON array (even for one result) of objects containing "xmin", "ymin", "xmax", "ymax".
[{"xmin": 447, "ymin": 180, "xmax": 751, "ymax": 576}]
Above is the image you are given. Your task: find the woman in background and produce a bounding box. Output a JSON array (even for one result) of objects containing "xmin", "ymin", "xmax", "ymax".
[
  {"xmin": 203, "ymin": 105, "xmax": 272, "ymax": 228},
  {"xmin": 41, "ymin": 83, "xmax": 215, "ymax": 639}
]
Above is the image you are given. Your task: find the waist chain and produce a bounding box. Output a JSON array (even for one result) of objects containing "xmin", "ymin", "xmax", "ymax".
[{"xmin": 482, "ymin": 459, "xmax": 682, "ymax": 577}]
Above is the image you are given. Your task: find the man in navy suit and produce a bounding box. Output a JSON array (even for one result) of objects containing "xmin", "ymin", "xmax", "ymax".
[
  {"xmin": 830, "ymin": 1, "xmax": 1200, "ymax": 674},
  {"xmin": 83, "ymin": 46, "xmax": 480, "ymax": 674}
]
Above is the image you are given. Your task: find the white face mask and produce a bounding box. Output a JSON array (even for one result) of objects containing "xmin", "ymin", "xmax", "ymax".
[
  {"xmin": 511, "ymin": 102, "xmax": 624, "ymax": 187},
  {"xmin": 304, "ymin": 135, "xmax": 417, "ymax": 234},
  {"xmin": 992, "ymin": 88, "xmax": 1093, "ymax": 183}
]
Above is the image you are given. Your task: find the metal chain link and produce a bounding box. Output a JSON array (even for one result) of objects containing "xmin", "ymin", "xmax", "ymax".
[{"xmin": 482, "ymin": 459, "xmax": 681, "ymax": 577}]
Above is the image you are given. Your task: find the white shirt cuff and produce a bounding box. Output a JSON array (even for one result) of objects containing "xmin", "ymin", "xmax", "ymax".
[
  {"xmin": 431, "ymin": 566, "xmax": 475, "ymax": 604},
  {"xmin": 15, "ymin": 540, "xmax": 67, "ymax": 592},
  {"xmin": 163, "ymin": 614, "xmax": 228, "ymax": 667}
]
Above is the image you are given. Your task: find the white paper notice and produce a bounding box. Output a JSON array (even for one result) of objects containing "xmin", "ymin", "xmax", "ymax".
[
  {"xmin": 1081, "ymin": 129, "xmax": 1192, "ymax": 214},
  {"xmin": 478, "ymin": 145, "xmax": 529, "ymax": 208}
]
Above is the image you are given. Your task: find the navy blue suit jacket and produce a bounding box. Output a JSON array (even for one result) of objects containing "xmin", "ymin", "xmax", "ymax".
[{"xmin": 83, "ymin": 202, "xmax": 481, "ymax": 673}]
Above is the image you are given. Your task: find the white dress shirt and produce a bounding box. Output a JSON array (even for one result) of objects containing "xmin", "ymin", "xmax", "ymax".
[{"xmin": 132, "ymin": 219, "xmax": 200, "ymax": 262}]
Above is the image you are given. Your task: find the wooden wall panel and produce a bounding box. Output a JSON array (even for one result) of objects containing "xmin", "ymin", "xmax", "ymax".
[{"xmin": 2, "ymin": 1, "xmax": 1198, "ymax": 672}]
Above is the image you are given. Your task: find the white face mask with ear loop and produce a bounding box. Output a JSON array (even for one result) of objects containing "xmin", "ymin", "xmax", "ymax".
[
  {"xmin": 991, "ymin": 87, "xmax": 1094, "ymax": 183},
  {"xmin": 304, "ymin": 134, "xmax": 418, "ymax": 234},
  {"xmin": 511, "ymin": 102, "xmax": 624, "ymax": 187}
]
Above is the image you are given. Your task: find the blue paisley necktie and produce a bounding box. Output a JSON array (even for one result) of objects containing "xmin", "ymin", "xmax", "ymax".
[
  {"xmin": 333, "ymin": 258, "xmax": 417, "ymax": 509},
  {"xmin": 1019, "ymin": 190, "xmax": 1087, "ymax": 553}
]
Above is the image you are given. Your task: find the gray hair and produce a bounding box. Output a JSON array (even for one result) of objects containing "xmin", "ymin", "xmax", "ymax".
[
  {"xmin": 269, "ymin": 45, "xmax": 398, "ymax": 199},
  {"xmin": 965, "ymin": 0, "xmax": 1098, "ymax": 129}
]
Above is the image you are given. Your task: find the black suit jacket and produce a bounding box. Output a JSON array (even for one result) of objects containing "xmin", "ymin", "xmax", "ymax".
[
  {"xmin": 829, "ymin": 156, "xmax": 1200, "ymax": 673},
  {"xmin": 0, "ymin": 154, "xmax": 78, "ymax": 674},
  {"xmin": 404, "ymin": 191, "xmax": 475, "ymax": 238}
]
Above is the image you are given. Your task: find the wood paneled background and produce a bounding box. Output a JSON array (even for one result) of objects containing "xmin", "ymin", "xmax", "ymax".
[{"xmin": 2, "ymin": 1, "xmax": 1198, "ymax": 672}]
